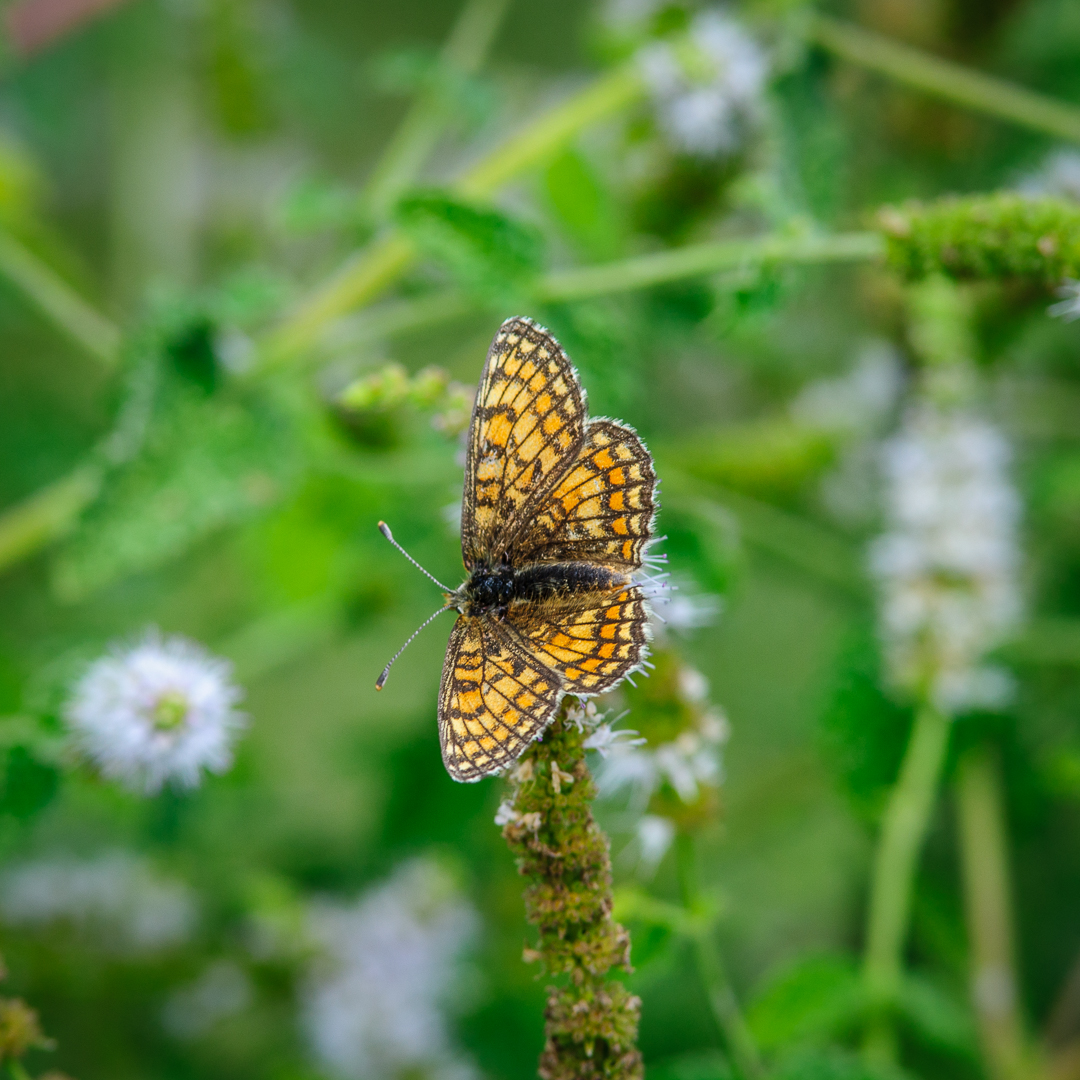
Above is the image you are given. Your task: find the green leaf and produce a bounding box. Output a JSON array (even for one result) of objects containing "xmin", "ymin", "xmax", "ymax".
[
  {"xmin": 748, "ymin": 954, "xmax": 864, "ymax": 1051},
  {"xmin": 396, "ymin": 191, "xmax": 544, "ymax": 300},
  {"xmin": 895, "ymin": 974, "xmax": 978, "ymax": 1059}
]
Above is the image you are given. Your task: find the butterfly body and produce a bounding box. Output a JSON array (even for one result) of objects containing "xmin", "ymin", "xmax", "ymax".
[
  {"xmin": 437, "ymin": 317, "xmax": 659, "ymax": 783},
  {"xmin": 452, "ymin": 561, "xmax": 632, "ymax": 619}
]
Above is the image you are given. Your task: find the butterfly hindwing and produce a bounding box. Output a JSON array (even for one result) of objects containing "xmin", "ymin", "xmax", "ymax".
[
  {"xmin": 507, "ymin": 585, "xmax": 650, "ymax": 696},
  {"xmin": 438, "ymin": 614, "xmax": 562, "ymax": 782},
  {"xmin": 519, "ymin": 419, "xmax": 657, "ymax": 570},
  {"xmin": 461, "ymin": 318, "xmax": 586, "ymax": 569}
]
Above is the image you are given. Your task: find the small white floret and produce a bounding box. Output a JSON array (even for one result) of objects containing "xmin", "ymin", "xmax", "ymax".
[{"xmin": 64, "ymin": 630, "xmax": 246, "ymax": 795}]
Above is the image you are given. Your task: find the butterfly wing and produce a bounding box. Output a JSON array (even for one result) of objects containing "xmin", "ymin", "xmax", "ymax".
[
  {"xmin": 516, "ymin": 419, "xmax": 658, "ymax": 570},
  {"xmin": 461, "ymin": 317, "xmax": 587, "ymax": 569},
  {"xmin": 507, "ymin": 584, "xmax": 650, "ymax": 696},
  {"xmin": 438, "ymin": 614, "xmax": 563, "ymax": 782}
]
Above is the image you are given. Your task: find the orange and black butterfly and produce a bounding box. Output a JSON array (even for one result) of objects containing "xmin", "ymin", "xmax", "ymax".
[{"xmin": 377, "ymin": 317, "xmax": 659, "ymax": 782}]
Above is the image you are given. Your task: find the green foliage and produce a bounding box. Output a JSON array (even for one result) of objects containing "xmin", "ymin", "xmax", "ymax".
[{"xmin": 53, "ymin": 337, "xmax": 311, "ymax": 598}]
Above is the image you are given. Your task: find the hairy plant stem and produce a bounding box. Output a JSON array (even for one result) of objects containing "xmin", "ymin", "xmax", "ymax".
[
  {"xmin": 675, "ymin": 834, "xmax": 763, "ymax": 1080},
  {"xmin": 862, "ymin": 703, "xmax": 951, "ymax": 1066},
  {"xmin": 0, "ymin": 230, "xmax": 121, "ymax": 368},
  {"xmin": 956, "ymin": 744, "xmax": 1039, "ymax": 1080},
  {"xmin": 809, "ymin": 14, "xmax": 1080, "ymax": 144},
  {"xmin": 501, "ymin": 705, "xmax": 643, "ymax": 1080}
]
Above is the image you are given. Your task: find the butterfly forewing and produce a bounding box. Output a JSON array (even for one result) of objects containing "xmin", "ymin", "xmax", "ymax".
[
  {"xmin": 439, "ymin": 615, "xmax": 562, "ymax": 782},
  {"xmin": 461, "ymin": 318, "xmax": 586, "ymax": 568}
]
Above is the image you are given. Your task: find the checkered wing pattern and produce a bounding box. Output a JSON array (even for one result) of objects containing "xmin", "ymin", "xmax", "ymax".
[
  {"xmin": 438, "ymin": 615, "xmax": 562, "ymax": 782},
  {"xmin": 508, "ymin": 585, "xmax": 649, "ymax": 695},
  {"xmin": 461, "ymin": 317, "xmax": 586, "ymax": 568},
  {"xmin": 520, "ymin": 420, "xmax": 657, "ymax": 570}
]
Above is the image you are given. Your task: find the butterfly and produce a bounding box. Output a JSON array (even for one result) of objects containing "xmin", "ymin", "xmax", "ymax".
[{"xmin": 377, "ymin": 317, "xmax": 658, "ymax": 782}]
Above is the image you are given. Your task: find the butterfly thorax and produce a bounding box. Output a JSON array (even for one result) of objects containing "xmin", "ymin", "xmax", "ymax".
[{"xmin": 454, "ymin": 561, "xmax": 632, "ymax": 619}]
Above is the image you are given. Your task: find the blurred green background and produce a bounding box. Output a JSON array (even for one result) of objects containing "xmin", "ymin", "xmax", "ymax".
[{"xmin": 2, "ymin": 0, "xmax": 1080, "ymax": 1078}]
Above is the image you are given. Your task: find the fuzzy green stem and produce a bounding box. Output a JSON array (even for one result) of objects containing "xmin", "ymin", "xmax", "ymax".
[
  {"xmin": 956, "ymin": 745, "xmax": 1034, "ymax": 1080},
  {"xmin": 0, "ymin": 230, "xmax": 121, "ymax": 368},
  {"xmin": 809, "ymin": 14, "xmax": 1080, "ymax": 144},
  {"xmin": 317, "ymin": 230, "xmax": 883, "ymax": 361},
  {"xmin": 675, "ymin": 834, "xmax": 763, "ymax": 1080},
  {"xmin": 501, "ymin": 706, "xmax": 643, "ymax": 1080},
  {"xmin": 0, "ymin": 465, "xmax": 102, "ymax": 574},
  {"xmin": 7, "ymin": 1061, "xmax": 30, "ymax": 1080},
  {"xmin": 537, "ymin": 231, "xmax": 884, "ymax": 302},
  {"xmin": 862, "ymin": 703, "xmax": 952, "ymax": 1065},
  {"xmin": 363, "ymin": 0, "xmax": 511, "ymax": 218}
]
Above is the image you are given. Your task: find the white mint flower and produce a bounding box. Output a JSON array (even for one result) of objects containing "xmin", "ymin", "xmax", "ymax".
[
  {"xmin": 598, "ymin": 704, "xmax": 728, "ymax": 806},
  {"xmin": 870, "ymin": 406, "xmax": 1022, "ymax": 713},
  {"xmin": 791, "ymin": 342, "xmax": 904, "ymax": 437},
  {"xmin": 636, "ymin": 815, "xmax": 676, "ymax": 873},
  {"xmin": 301, "ymin": 859, "xmax": 478, "ymax": 1080},
  {"xmin": 1048, "ymin": 279, "xmax": 1080, "ymax": 322},
  {"xmin": 1017, "ymin": 149, "xmax": 1080, "ymax": 202},
  {"xmin": 583, "ymin": 723, "xmax": 646, "ymax": 758},
  {"xmin": 65, "ymin": 630, "xmax": 246, "ymax": 794},
  {"xmin": 0, "ymin": 851, "xmax": 196, "ymax": 954},
  {"xmin": 639, "ymin": 10, "xmax": 767, "ymax": 157}
]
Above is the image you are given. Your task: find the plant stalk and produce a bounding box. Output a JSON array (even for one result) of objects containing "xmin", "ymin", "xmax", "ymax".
[
  {"xmin": 675, "ymin": 833, "xmax": 763, "ymax": 1080},
  {"xmin": 956, "ymin": 744, "xmax": 1034, "ymax": 1080},
  {"xmin": 0, "ymin": 231, "xmax": 121, "ymax": 368},
  {"xmin": 0, "ymin": 465, "xmax": 102, "ymax": 573},
  {"xmin": 809, "ymin": 15, "xmax": 1080, "ymax": 145},
  {"xmin": 862, "ymin": 702, "xmax": 952, "ymax": 1065}
]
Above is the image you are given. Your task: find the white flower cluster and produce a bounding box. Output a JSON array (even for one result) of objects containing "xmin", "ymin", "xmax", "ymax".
[
  {"xmin": 301, "ymin": 859, "xmax": 478, "ymax": 1080},
  {"xmin": 638, "ymin": 10, "xmax": 767, "ymax": 157},
  {"xmin": 1049, "ymin": 279, "xmax": 1080, "ymax": 322},
  {"xmin": 65, "ymin": 630, "xmax": 246, "ymax": 795},
  {"xmin": 870, "ymin": 406, "xmax": 1023, "ymax": 714},
  {"xmin": 595, "ymin": 668, "xmax": 728, "ymax": 872},
  {"xmin": 0, "ymin": 851, "xmax": 197, "ymax": 954}
]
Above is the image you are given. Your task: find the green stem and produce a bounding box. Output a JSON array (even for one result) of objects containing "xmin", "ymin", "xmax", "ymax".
[
  {"xmin": 0, "ymin": 231, "xmax": 121, "ymax": 368},
  {"xmin": 455, "ymin": 62, "xmax": 644, "ymax": 199},
  {"xmin": 955, "ymin": 745, "xmax": 1034, "ymax": 1080},
  {"xmin": 537, "ymin": 231, "xmax": 883, "ymax": 302},
  {"xmin": 8, "ymin": 1060, "xmax": 30, "ymax": 1080},
  {"xmin": 0, "ymin": 465, "xmax": 102, "ymax": 574},
  {"xmin": 316, "ymin": 231, "xmax": 883, "ymax": 361},
  {"xmin": 809, "ymin": 15, "xmax": 1080, "ymax": 144},
  {"xmin": 862, "ymin": 702, "xmax": 952, "ymax": 1066},
  {"xmin": 675, "ymin": 834, "xmax": 764, "ymax": 1080},
  {"xmin": 363, "ymin": 0, "xmax": 511, "ymax": 218}
]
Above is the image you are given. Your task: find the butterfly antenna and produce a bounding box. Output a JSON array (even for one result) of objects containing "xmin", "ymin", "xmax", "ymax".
[
  {"xmin": 375, "ymin": 603, "xmax": 453, "ymax": 690},
  {"xmin": 377, "ymin": 521, "xmax": 453, "ymax": 592}
]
